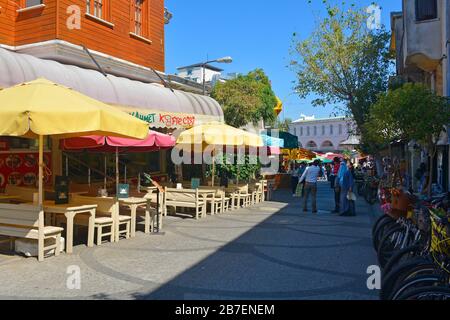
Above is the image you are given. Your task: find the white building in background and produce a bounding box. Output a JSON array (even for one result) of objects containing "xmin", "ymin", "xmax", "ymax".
[
  {"xmin": 176, "ymin": 63, "xmax": 224, "ymax": 84},
  {"xmin": 289, "ymin": 115, "xmax": 358, "ymax": 152}
]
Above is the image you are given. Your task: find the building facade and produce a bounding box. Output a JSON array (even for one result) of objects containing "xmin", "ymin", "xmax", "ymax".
[
  {"xmin": 176, "ymin": 63, "xmax": 223, "ymax": 85},
  {"xmin": 289, "ymin": 115, "xmax": 357, "ymax": 152},
  {"xmin": 0, "ymin": 0, "xmax": 166, "ymax": 79},
  {"xmin": 391, "ymin": 0, "xmax": 450, "ymax": 191},
  {"xmin": 0, "ymin": 0, "xmax": 225, "ymax": 189}
]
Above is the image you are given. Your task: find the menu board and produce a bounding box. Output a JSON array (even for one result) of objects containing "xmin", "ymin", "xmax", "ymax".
[{"xmin": 0, "ymin": 152, "xmax": 52, "ymax": 191}]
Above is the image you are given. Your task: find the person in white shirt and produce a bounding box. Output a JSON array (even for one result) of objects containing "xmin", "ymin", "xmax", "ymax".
[{"xmin": 299, "ymin": 160, "xmax": 321, "ymax": 213}]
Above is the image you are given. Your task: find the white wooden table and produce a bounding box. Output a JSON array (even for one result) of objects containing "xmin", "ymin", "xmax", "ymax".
[
  {"xmin": 41, "ymin": 201, "xmax": 97, "ymax": 254},
  {"xmin": 119, "ymin": 197, "xmax": 151, "ymax": 237}
]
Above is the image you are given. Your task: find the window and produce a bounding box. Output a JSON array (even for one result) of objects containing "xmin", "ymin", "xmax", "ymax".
[
  {"xmin": 415, "ymin": 0, "xmax": 437, "ymax": 21},
  {"xmin": 300, "ymin": 127, "xmax": 303, "ymax": 136},
  {"xmin": 322, "ymin": 126, "xmax": 325, "ymax": 135},
  {"xmin": 330, "ymin": 125, "xmax": 334, "ymax": 135},
  {"xmin": 131, "ymin": 0, "xmax": 149, "ymax": 38},
  {"xmin": 187, "ymin": 69, "xmax": 193, "ymax": 76},
  {"xmin": 307, "ymin": 127, "xmax": 310, "ymax": 136},
  {"xmin": 339, "ymin": 124, "xmax": 343, "ymax": 135},
  {"xmin": 313, "ymin": 126, "xmax": 317, "ymax": 136},
  {"xmin": 294, "ymin": 127, "xmax": 297, "ymax": 136},
  {"xmin": 25, "ymin": 0, "xmax": 42, "ymax": 7},
  {"xmin": 86, "ymin": 0, "xmax": 110, "ymax": 20},
  {"xmin": 134, "ymin": 0, "xmax": 143, "ymax": 35},
  {"xmin": 321, "ymin": 141, "xmax": 334, "ymax": 148},
  {"xmin": 307, "ymin": 141, "xmax": 318, "ymax": 149}
]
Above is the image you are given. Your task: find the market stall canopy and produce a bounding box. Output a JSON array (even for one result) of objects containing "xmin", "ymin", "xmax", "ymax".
[
  {"xmin": 325, "ymin": 153, "xmax": 345, "ymax": 160},
  {"xmin": 278, "ymin": 132, "xmax": 299, "ymax": 149},
  {"xmin": 261, "ymin": 134, "xmax": 285, "ymax": 148},
  {"xmin": 0, "ymin": 78, "xmax": 149, "ymax": 139},
  {"xmin": 339, "ymin": 136, "xmax": 361, "ymax": 148},
  {"xmin": 0, "ymin": 48, "xmax": 224, "ymax": 129},
  {"xmin": 61, "ymin": 130, "xmax": 175, "ymax": 153},
  {"xmin": 177, "ymin": 123, "xmax": 264, "ymax": 147}
]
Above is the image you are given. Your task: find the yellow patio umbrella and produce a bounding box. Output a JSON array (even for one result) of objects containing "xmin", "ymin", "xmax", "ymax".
[
  {"xmin": 177, "ymin": 122, "xmax": 264, "ymax": 186},
  {"xmin": 0, "ymin": 78, "xmax": 149, "ymax": 213}
]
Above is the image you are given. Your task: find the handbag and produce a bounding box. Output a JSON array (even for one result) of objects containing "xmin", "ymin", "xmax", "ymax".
[
  {"xmin": 294, "ymin": 182, "xmax": 303, "ymax": 197},
  {"xmin": 347, "ymin": 192, "xmax": 357, "ymax": 201}
]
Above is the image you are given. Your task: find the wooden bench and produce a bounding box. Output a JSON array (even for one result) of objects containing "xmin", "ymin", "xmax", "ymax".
[
  {"xmin": 0, "ymin": 203, "xmax": 63, "ymax": 261},
  {"xmin": 164, "ymin": 188, "xmax": 207, "ymax": 220},
  {"xmin": 5, "ymin": 185, "xmax": 38, "ymax": 202}
]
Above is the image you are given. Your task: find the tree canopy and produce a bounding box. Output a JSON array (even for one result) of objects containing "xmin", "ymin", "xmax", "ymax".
[
  {"xmin": 364, "ymin": 83, "xmax": 450, "ymax": 194},
  {"xmin": 211, "ymin": 69, "xmax": 277, "ymax": 128},
  {"xmin": 290, "ymin": 2, "xmax": 393, "ymax": 150},
  {"xmin": 365, "ymin": 83, "xmax": 450, "ymax": 148}
]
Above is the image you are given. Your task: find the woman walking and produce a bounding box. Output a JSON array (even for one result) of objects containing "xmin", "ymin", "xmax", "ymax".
[{"xmin": 338, "ymin": 160, "xmax": 356, "ymax": 217}]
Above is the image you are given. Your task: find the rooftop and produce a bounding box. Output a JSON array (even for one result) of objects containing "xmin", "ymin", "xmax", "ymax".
[
  {"xmin": 177, "ymin": 63, "xmax": 224, "ymax": 72},
  {"xmin": 292, "ymin": 115, "xmax": 351, "ymax": 124}
]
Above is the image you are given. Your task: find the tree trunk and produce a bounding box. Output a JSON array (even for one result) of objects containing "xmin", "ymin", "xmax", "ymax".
[{"xmin": 427, "ymin": 142, "xmax": 437, "ymax": 197}]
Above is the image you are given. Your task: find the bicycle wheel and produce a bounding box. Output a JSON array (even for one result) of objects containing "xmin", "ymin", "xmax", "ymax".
[
  {"xmin": 390, "ymin": 274, "xmax": 442, "ymax": 300},
  {"xmin": 373, "ymin": 217, "xmax": 397, "ymax": 251},
  {"xmin": 380, "ymin": 256, "xmax": 436, "ymax": 300},
  {"xmin": 396, "ymin": 286, "xmax": 450, "ymax": 300},
  {"xmin": 382, "ymin": 244, "xmax": 422, "ymax": 277},
  {"xmin": 372, "ymin": 215, "xmax": 393, "ymax": 237},
  {"xmin": 377, "ymin": 224, "xmax": 406, "ymax": 268}
]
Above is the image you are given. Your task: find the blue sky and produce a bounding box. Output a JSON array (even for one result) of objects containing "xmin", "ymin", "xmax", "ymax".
[{"xmin": 165, "ymin": 0, "xmax": 402, "ymax": 121}]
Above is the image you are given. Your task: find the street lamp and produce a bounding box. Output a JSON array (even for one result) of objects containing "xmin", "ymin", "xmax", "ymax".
[{"xmin": 199, "ymin": 56, "xmax": 233, "ymax": 95}]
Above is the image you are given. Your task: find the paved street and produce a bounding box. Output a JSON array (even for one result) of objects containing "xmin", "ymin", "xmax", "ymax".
[{"xmin": 0, "ymin": 183, "xmax": 380, "ymax": 300}]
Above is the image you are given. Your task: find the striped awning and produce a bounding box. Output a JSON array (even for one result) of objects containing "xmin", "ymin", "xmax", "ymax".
[{"xmin": 0, "ymin": 48, "xmax": 224, "ymax": 129}]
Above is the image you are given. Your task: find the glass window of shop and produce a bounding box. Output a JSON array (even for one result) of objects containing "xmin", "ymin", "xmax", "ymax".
[
  {"xmin": 65, "ymin": 151, "xmax": 161, "ymax": 184},
  {"xmin": 0, "ymin": 137, "xmax": 51, "ymax": 151}
]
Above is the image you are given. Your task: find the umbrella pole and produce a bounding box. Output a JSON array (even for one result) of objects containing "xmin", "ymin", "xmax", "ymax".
[
  {"xmin": 212, "ymin": 150, "xmax": 215, "ymax": 187},
  {"xmin": 116, "ymin": 147, "xmax": 119, "ymax": 196},
  {"xmin": 65, "ymin": 155, "xmax": 69, "ymax": 176},
  {"xmin": 38, "ymin": 135, "xmax": 44, "ymax": 207},
  {"xmin": 38, "ymin": 135, "xmax": 45, "ymax": 262},
  {"xmin": 104, "ymin": 155, "xmax": 107, "ymax": 190}
]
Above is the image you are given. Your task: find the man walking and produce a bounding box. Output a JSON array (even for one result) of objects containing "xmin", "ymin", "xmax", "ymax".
[
  {"xmin": 331, "ymin": 157, "xmax": 341, "ymax": 213},
  {"xmin": 299, "ymin": 160, "xmax": 321, "ymax": 213}
]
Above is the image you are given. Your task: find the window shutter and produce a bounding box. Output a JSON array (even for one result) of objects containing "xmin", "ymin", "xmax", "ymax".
[{"xmin": 415, "ymin": 0, "xmax": 438, "ymax": 21}]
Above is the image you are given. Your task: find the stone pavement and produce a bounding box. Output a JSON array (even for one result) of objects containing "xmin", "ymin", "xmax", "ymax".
[{"xmin": 0, "ymin": 183, "xmax": 381, "ymax": 300}]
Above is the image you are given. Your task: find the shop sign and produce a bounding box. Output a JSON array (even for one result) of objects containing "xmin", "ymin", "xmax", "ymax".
[
  {"xmin": 117, "ymin": 184, "xmax": 130, "ymax": 199},
  {"xmin": 130, "ymin": 111, "xmax": 196, "ymax": 128},
  {"xmin": 55, "ymin": 176, "xmax": 69, "ymax": 205}
]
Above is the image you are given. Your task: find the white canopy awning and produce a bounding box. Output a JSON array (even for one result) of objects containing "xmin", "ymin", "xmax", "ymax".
[{"xmin": 0, "ymin": 48, "xmax": 224, "ymax": 129}]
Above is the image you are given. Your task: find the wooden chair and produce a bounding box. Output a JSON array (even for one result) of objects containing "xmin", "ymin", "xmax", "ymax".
[
  {"xmin": 198, "ymin": 187, "xmax": 224, "ymax": 215},
  {"xmin": 236, "ymin": 185, "xmax": 252, "ymax": 208},
  {"xmin": 164, "ymin": 188, "xmax": 207, "ymax": 220},
  {"xmin": 0, "ymin": 204, "xmax": 63, "ymax": 261},
  {"xmin": 70, "ymin": 195, "xmax": 130, "ymax": 243}
]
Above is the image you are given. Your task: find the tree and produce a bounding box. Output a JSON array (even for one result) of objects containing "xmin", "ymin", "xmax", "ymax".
[
  {"xmin": 290, "ymin": 2, "xmax": 392, "ymax": 151},
  {"xmin": 275, "ymin": 117, "xmax": 293, "ymax": 132},
  {"xmin": 211, "ymin": 69, "xmax": 277, "ymax": 128},
  {"xmin": 365, "ymin": 83, "xmax": 450, "ymax": 195}
]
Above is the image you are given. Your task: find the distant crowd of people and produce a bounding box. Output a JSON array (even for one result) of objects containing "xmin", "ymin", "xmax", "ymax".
[{"xmin": 289, "ymin": 157, "xmax": 356, "ymax": 217}]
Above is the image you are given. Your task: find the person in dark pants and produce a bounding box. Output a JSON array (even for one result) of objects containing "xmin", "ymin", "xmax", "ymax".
[
  {"xmin": 331, "ymin": 157, "xmax": 341, "ymax": 213},
  {"xmin": 298, "ymin": 162, "xmax": 307, "ymax": 197},
  {"xmin": 299, "ymin": 160, "xmax": 321, "ymax": 213},
  {"xmin": 290, "ymin": 163, "xmax": 300, "ymax": 196}
]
